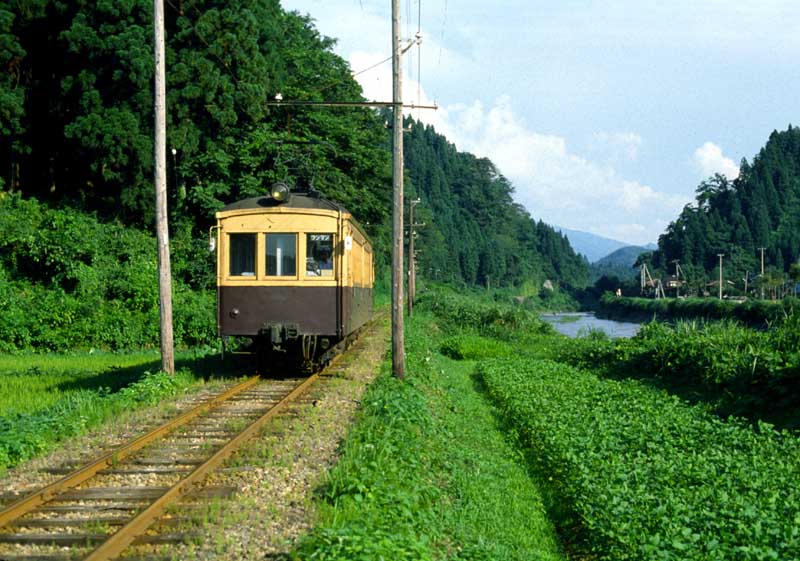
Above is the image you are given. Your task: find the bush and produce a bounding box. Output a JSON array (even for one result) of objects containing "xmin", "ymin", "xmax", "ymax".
[
  {"xmin": 599, "ymin": 294, "xmax": 796, "ymax": 327},
  {"xmin": 439, "ymin": 334, "xmax": 512, "ymax": 360},
  {"xmin": 0, "ymin": 194, "xmax": 216, "ymax": 351},
  {"xmin": 416, "ymin": 286, "xmax": 553, "ymax": 337},
  {"xmin": 547, "ymin": 312, "xmax": 800, "ymax": 426}
]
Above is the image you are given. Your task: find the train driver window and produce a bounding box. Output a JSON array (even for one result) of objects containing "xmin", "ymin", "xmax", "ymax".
[
  {"xmin": 265, "ymin": 233, "xmax": 297, "ymax": 276},
  {"xmin": 306, "ymin": 233, "xmax": 334, "ymax": 277},
  {"xmin": 229, "ymin": 233, "xmax": 256, "ymax": 276}
]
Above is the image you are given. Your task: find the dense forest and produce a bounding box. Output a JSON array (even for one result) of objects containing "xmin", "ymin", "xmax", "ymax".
[
  {"xmin": 0, "ymin": 1, "xmax": 588, "ymax": 350},
  {"xmin": 649, "ymin": 126, "xmax": 800, "ymax": 295},
  {"xmin": 404, "ymin": 120, "xmax": 589, "ymax": 292}
]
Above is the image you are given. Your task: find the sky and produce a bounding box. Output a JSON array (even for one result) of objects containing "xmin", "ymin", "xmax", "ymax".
[{"xmin": 280, "ymin": 0, "xmax": 800, "ymax": 245}]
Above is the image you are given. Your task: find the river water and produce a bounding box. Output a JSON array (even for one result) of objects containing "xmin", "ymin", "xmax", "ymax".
[{"xmin": 539, "ymin": 312, "xmax": 641, "ymax": 339}]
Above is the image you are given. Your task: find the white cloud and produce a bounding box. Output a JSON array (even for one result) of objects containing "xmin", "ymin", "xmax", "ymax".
[
  {"xmin": 692, "ymin": 141, "xmax": 740, "ymax": 179},
  {"xmin": 591, "ymin": 131, "xmax": 643, "ymax": 162},
  {"xmin": 282, "ymin": 1, "xmax": 697, "ymax": 245},
  {"xmin": 424, "ymin": 97, "xmax": 689, "ymax": 245},
  {"xmin": 344, "ymin": 54, "xmax": 686, "ymax": 245}
]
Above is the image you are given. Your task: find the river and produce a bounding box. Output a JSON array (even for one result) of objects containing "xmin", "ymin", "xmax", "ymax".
[{"xmin": 539, "ymin": 312, "xmax": 641, "ymax": 339}]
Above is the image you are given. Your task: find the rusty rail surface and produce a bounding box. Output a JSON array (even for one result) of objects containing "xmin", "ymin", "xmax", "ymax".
[
  {"xmin": 83, "ymin": 373, "xmax": 320, "ymax": 561},
  {"xmin": 0, "ymin": 375, "xmax": 261, "ymax": 529},
  {"xmin": 0, "ymin": 312, "xmax": 385, "ymax": 561}
]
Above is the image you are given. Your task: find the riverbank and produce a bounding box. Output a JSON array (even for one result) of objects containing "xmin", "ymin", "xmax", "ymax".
[{"xmin": 597, "ymin": 293, "xmax": 797, "ymax": 327}]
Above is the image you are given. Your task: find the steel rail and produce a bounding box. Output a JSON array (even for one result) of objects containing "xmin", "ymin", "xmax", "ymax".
[
  {"xmin": 83, "ymin": 373, "xmax": 320, "ymax": 561},
  {"xmin": 0, "ymin": 375, "xmax": 261, "ymax": 528}
]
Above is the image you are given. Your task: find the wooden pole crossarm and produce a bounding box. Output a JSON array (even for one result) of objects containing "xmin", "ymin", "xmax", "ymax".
[{"xmin": 264, "ymin": 100, "xmax": 438, "ymax": 110}]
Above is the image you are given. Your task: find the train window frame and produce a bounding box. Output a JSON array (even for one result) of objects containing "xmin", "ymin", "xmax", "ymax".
[
  {"xmin": 305, "ymin": 233, "xmax": 336, "ymax": 279},
  {"xmin": 228, "ymin": 233, "xmax": 257, "ymax": 278},
  {"xmin": 265, "ymin": 232, "xmax": 298, "ymax": 278}
]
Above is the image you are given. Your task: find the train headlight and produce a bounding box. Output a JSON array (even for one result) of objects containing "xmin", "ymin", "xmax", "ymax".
[{"xmin": 270, "ymin": 182, "xmax": 290, "ymax": 202}]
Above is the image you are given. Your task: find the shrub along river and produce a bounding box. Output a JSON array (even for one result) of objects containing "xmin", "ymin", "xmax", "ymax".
[{"xmin": 540, "ymin": 312, "xmax": 641, "ymax": 338}]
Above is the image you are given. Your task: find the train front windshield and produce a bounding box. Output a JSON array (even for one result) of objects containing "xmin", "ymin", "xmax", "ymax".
[{"xmin": 306, "ymin": 233, "xmax": 334, "ymax": 277}]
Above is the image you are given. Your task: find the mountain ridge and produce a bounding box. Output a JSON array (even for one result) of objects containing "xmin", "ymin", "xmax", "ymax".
[{"xmin": 557, "ymin": 227, "xmax": 655, "ymax": 263}]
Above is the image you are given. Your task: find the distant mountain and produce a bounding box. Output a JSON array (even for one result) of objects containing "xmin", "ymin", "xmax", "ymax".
[
  {"xmin": 589, "ymin": 245, "xmax": 654, "ymax": 283},
  {"xmin": 557, "ymin": 227, "xmax": 654, "ymax": 263},
  {"xmin": 596, "ymin": 245, "xmax": 653, "ymax": 267}
]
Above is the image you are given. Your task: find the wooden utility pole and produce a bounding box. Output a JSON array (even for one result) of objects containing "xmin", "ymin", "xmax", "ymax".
[
  {"xmin": 407, "ymin": 198, "xmax": 420, "ymax": 316},
  {"xmin": 154, "ymin": 0, "xmax": 175, "ymax": 374},
  {"xmin": 672, "ymin": 259, "xmax": 680, "ymax": 298},
  {"xmin": 717, "ymin": 253, "xmax": 724, "ymax": 300},
  {"xmin": 391, "ymin": 0, "xmax": 404, "ymax": 379}
]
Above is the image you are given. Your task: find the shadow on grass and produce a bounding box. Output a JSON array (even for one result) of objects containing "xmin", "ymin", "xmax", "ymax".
[
  {"xmin": 600, "ymin": 362, "xmax": 800, "ymax": 432},
  {"xmin": 467, "ymin": 367, "xmax": 587, "ymax": 560},
  {"xmin": 54, "ymin": 352, "xmax": 254, "ymax": 395}
]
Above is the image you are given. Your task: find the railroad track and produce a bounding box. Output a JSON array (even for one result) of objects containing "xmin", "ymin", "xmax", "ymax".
[{"xmin": 0, "ymin": 371, "xmax": 323, "ymax": 561}]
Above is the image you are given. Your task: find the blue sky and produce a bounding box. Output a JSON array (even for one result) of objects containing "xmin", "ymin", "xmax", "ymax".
[{"xmin": 281, "ymin": 0, "xmax": 800, "ymax": 245}]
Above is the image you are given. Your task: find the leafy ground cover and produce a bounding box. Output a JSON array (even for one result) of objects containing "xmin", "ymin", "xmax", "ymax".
[
  {"xmin": 0, "ymin": 350, "xmax": 244, "ymax": 472},
  {"xmin": 527, "ymin": 312, "xmax": 800, "ymax": 428},
  {"xmin": 291, "ymin": 311, "xmax": 565, "ymax": 560},
  {"xmin": 479, "ymin": 357, "xmax": 800, "ymax": 561}
]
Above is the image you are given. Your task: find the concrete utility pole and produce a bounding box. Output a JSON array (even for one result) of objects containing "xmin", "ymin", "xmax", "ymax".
[
  {"xmin": 154, "ymin": 0, "xmax": 175, "ymax": 374},
  {"xmin": 407, "ymin": 198, "xmax": 420, "ymax": 316},
  {"xmin": 758, "ymin": 246, "xmax": 766, "ymax": 300},
  {"xmin": 717, "ymin": 253, "xmax": 725, "ymax": 300},
  {"xmin": 391, "ymin": 0, "xmax": 404, "ymax": 379}
]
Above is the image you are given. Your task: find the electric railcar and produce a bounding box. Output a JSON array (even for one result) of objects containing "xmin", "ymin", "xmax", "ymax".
[{"xmin": 212, "ymin": 184, "xmax": 373, "ymax": 370}]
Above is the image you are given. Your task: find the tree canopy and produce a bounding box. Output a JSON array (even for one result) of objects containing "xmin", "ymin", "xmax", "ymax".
[
  {"xmin": 652, "ymin": 126, "xmax": 800, "ymax": 294},
  {"xmin": 404, "ymin": 120, "xmax": 589, "ymax": 290},
  {"xmin": 0, "ymin": 0, "xmax": 588, "ymax": 292}
]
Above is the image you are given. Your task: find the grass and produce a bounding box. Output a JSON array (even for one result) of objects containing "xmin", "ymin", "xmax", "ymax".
[
  {"xmin": 0, "ymin": 351, "xmax": 163, "ymax": 416},
  {"xmin": 291, "ymin": 311, "xmax": 565, "ymax": 560},
  {"xmin": 0, "ymin": 349, "xmax": 248, "ymax": 472}
]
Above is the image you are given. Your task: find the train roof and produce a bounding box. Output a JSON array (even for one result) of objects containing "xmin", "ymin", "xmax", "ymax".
[
  {"xmin": 219, "ymin": 193, "xmax": 349, "ymax": 214},
  {"xmin": 217, "ymin": 192, "xmax": 371, "ymax": 243}
]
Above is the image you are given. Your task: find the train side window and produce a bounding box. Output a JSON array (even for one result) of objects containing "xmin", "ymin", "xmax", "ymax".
[
  {"xmin": 266, "ymin": 233, "xmax": 297, "ymax": 276},
  {"xmin": 229, "ymin": 233, "xmax": 256, "ymax": 276},
  {"xmin": 306, "ymin": 233, "xmax": 334, "ymax": 277}
]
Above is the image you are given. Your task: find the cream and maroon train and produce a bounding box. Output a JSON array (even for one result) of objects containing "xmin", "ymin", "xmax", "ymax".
[{"xmin": 212, "ymin": 184, "xmax": 373, "ymax": 370}]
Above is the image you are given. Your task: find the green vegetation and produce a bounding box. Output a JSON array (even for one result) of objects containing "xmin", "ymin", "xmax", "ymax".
[
  {"xmin": 0, "ymin": 351, "xmax": 163, "ymax": 415},
  {"xmin": 546, "ymin": 311, "xmax": 800, "ymax": 428},
  {"xmin": 589, "ymin": 245, "xmax": 650, "ymax": 283},
  {"xmin": 0, "ymin": 369, "xmax": 189, "ymax": 471},
  {"xmin": 291, "ymin": 307, "xmax": 564, "ymax": 560},
  {"xmin": 0, "ymin": 349, "xmax": 243, "ymax": 471},
  {"xmin": 0, "ymin": 2, "xmax": 591, "ymax": 356},
  {"xmin": 415, "ymin": 286, "xmax": 554, "ymax": 336},
  {"xmin": 598, "ymin": 293, "xmax": 796, "ymax": 326},
  {"xmin": 404, "ymin": 121, "xmax": 589, "ymax": 289},
  {"xmin": 389, "ymin": 288, "xmax": 800, "ymax": 559},
  {"xmin": 480, "ymin": 357, "xmax": 800, "ymax": 561},
  {"xmin": 0, "ymin": 194, "xmax": 215, "ymax": 351},
  {"xmin": 651, "ymin": 126, "xmax": 800, "ymax": 292},
  {"xmin": 439, "ymin": 334, "xmax": 511, "ymax": 360}
]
